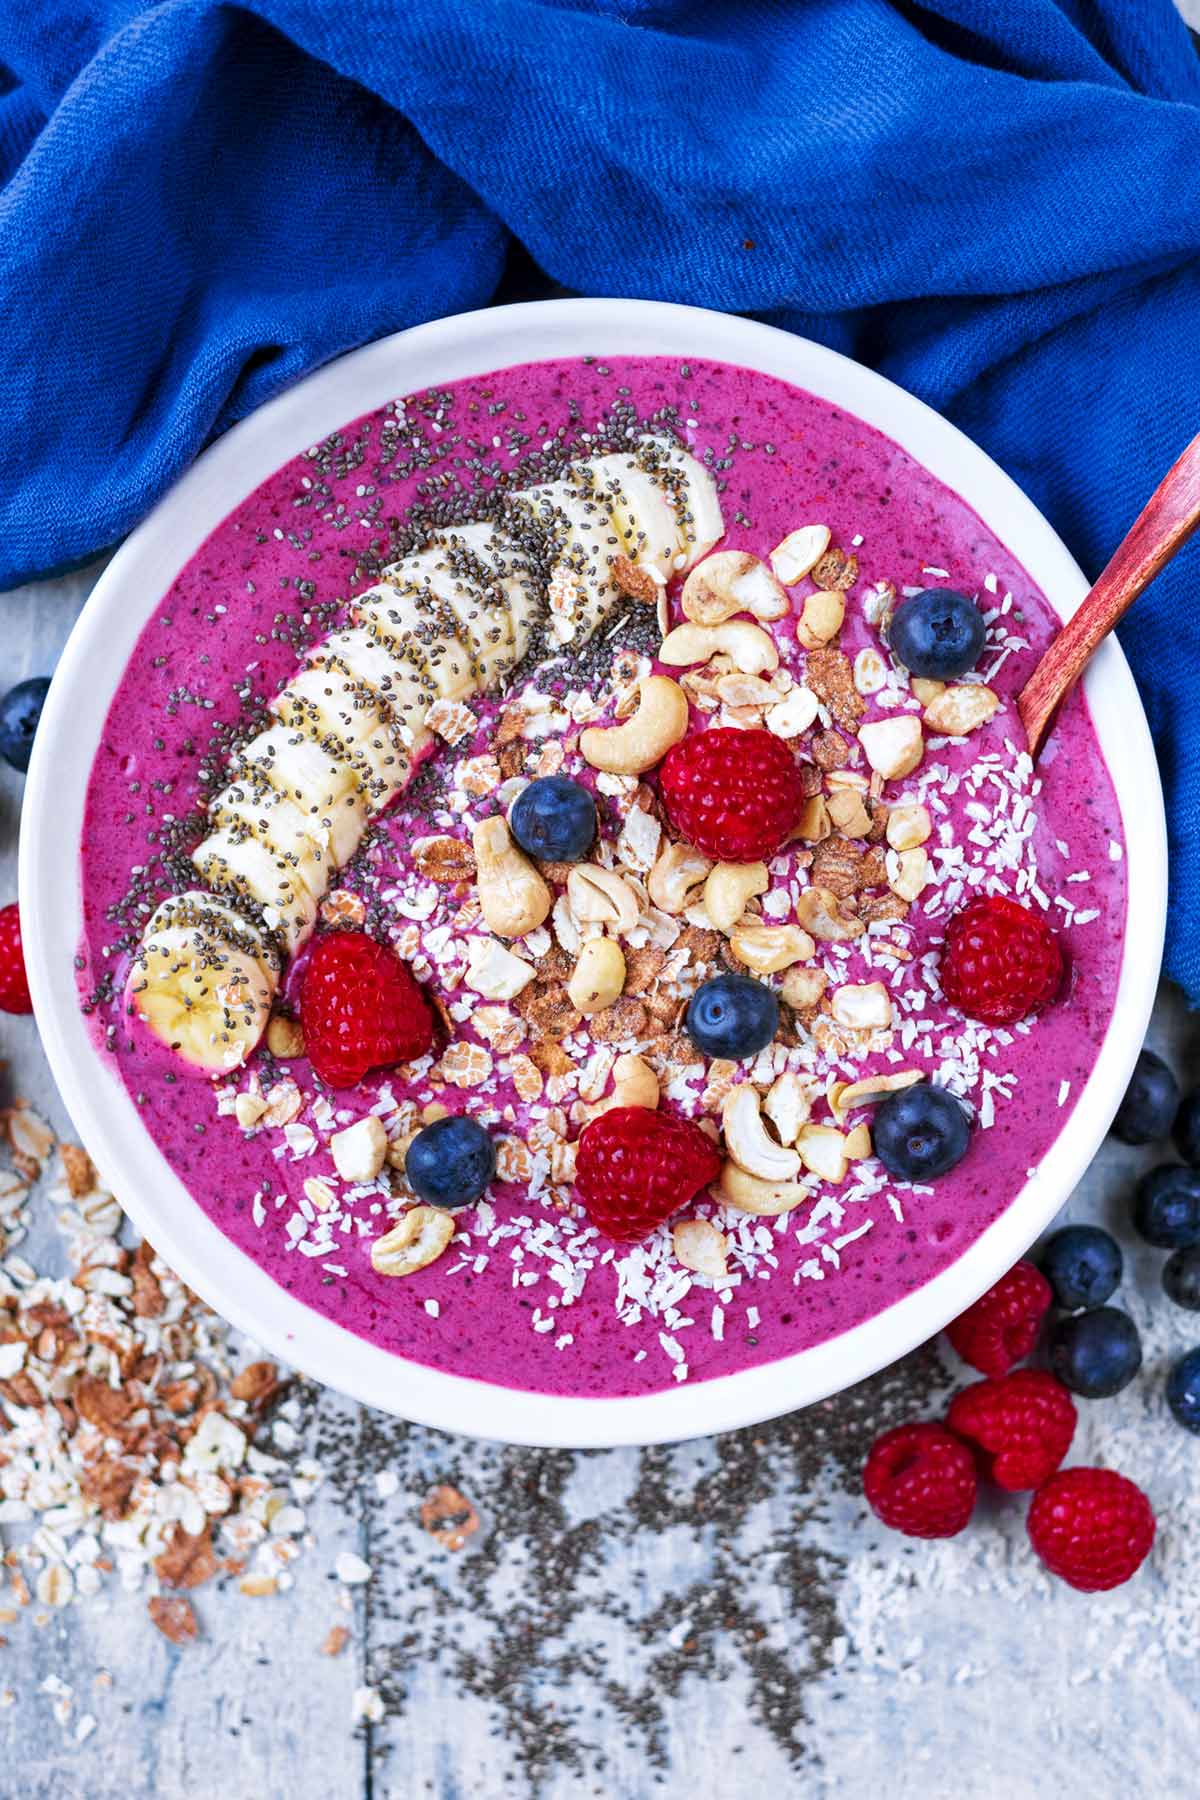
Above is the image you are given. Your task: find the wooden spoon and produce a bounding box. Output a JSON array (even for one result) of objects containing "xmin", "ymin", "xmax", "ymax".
[{"xmin": 1018, "ymin": 432, "xmax": 1200, "ymax": 758}]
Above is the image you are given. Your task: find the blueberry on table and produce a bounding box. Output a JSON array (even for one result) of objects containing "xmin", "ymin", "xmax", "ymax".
[
  {"xmin": 509, "ymin": 776, "xmax": 596, "ymax": 862},
  {"xmin": 405, "ymin": 1115, "xmax": 495, "ymax": 1209},
  {"xmin": 887, "ymin": 588, "xmax": 986, "ymax": 680},
  {"xmin": 1132, "ymin": 1164, "xmax": 1200, "ymax": 1248},
  {"xmin": 1173, "ymin": 1089, "xmax": 1200, "ymax": 1167},
  {"xmin": 1048, "ymin": 1307, "xmax": 1142, "ymax": 1398},
  {"xmin": 1166, "ymin": 1347, "xmax": 1200, "ymax": 1434},
  {"xmin": 1111, "ymin": 1048, "xmax": 1179, "ymax": 1145},
  {"xmin": 0, "ymin": 676, "xmax": 51, "ymax": 773},
  {"xmin": 1163, "ymin": 1246, "xmax": 1200, "ymax": 1312},
  {"xmin": 1039, "ymin": 1224, "xmax": 1123, "ymax": 1312},
  {"xmin": 685, "ymin": 974, "xmax": 779, "ymax": 1061},
  {"xmin": 873, "ymin": 1083, "xmax": 971, "ymax": 1181}
]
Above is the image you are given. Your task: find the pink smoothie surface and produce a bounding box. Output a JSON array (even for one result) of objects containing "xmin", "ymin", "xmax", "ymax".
[{"xmin": 78, "ymin": 354, "xmax": 1127, "ymax": 1398}]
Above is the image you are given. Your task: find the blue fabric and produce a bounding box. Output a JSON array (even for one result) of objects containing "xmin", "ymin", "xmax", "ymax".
[{"xmin": 2, "ymin": 1, "xmax": 1199, "ymax": 993}]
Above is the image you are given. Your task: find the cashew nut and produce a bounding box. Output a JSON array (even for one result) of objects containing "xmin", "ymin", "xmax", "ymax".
[
  {"xmin": 888, "ymin": 846, "xmax": 931, "ymax": 902},
  {"xmin": 829, "ymin": 1069, "xmax": 922, "ymax": 1122},
  {"xmin": 763, "ymin": 1071, "xmax": 812, "ymax": 1146},
  {"xmin": 923, "ymin": 684, "xmax": 1000, "ymax": 737},
  {"xmin": 858, "ymin": 715, "xmax": 924, "ymax": 781},
  {"xmin": 729, "ymin": 922, "xmax": 815, "ymax": 974},
  {"xmin": 911, "ymin": 677, "xmax": 945, "ymax": 706},
  {"xmin": 591, "ymin": 1053, "xmax": 660, "ymax": 1117},
  {"xmin": 826, "ymin": 789, "xmax": 871, "ymax": 838},
  {"xmin": 703, "ymin": 861, "xmax": 769, "ymax": 934},
  {"xmin": 672, "ymin": 1218, "xmax": 730, "ymax": 1279},
  {"xmin": 659, "ymin": 620, "xmax": 779, "ymax": 677},
  {"xmin": 721, "ymin": 1084, "xmax": 801, "ymax": 1182},
  {"xmin": 567, "ymin": 864, "xmax": 641, "ymax": 935},
  {"xmin": 580, "ymin": 675, "xmax": 689, "ymax": 775},
  {"xmin": 782, "ymin": 966, "xmax": 828, "ymax": 1011},
  {"xmin": 794, "ymin": 796, "xmax": 832, "ymax": 843},
  {"xmin": 769, "ymin": 524, "xmax": 831, "ymax": 586},
  {"xmin": 472, "ymin": 817, "xmax": 552, "ymax": 939},
  {"xmin": 830, "ymin": 982, "xmax": 893, "ymax": 1031},
  {"xmin": 854, "ymin": 648, "xmax": 888, "ymax": 695},
  {"xmin": 793, "ymin": 1124, "xmax": 849, "ymax": 1184},
  {"xmin": 567, "ymin": 937, "xmax": 626, "ymax": 1014},
  {"xmin": 370, "ymin": 1206, "xmax": 455, "ymax": 1277},
  {"xmin": 796, "ymin": 590, "xmax": 845, "ymax": 650},
  {"xmin": 795, "ymin": 885, "xmax": 865, "ymax": 942},
  {"xmin": 765, "ymin": 684, "xmax": 820, "ymax": 740},
  {"xmin": 465, "ymin": 935, "xmax": 536, "ymax": 1000},
  {"xmin": 886, "ymin": 803, "xmax": 931, "ymax": 851},
  {"xmin": 681, "ymin": 552, "xmax": 790, "ymax": 626},
  {"xmin": 647, "ymin": 841, "xmax": 712, "ymax": 914},
  {"xmin": 718, "ymin": 1159, "xmax": 811, "ymax": 1217}
]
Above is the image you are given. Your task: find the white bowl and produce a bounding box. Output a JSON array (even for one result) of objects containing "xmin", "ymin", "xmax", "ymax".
[{"xmin": 20, "ymin": 299, "xmax": 1166, "ymax": 1447}]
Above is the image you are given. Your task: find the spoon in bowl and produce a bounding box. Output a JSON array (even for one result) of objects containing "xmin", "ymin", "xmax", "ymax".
[{"xmin": 1018, "ymin": 432, "xmax": 1200, "ymax": 758}]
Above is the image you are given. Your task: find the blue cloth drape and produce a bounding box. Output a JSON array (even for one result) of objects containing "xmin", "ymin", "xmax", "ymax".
[{"xmin": 2, "ymin": 1, "xmax": 1198, "ymax": 992}]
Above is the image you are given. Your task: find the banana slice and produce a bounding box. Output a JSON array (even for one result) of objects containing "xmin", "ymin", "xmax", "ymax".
[
  {"xmin": 352, "ymin": 584, "xmax": 476, "ymax": 703},
  {"xmin": 587, "ymin": 453, "xmax": 682, "ymax": 581},
  {"xmin": 637, "ymin": 435, "xmax": 724, "ymax": 567},
  {"xmin": 271, "ymin": 669, "xmax": 416, "ymax": 810},
  {"xmin": 307, "ymin": 627, "xmax": 434, "ymax": 746},
  {"xmin": 507, "ymin": 478, "xmax": 622, "ymax": 644},
  {"xmin": 192, "ymin": 825, "xmax": 320, "ymax": 955},
  {"xmin": 387, "ymin": 546, "xmax": 513, "ymax": 686},
  {"xmin": 209, "ymin": 778, "xmax": 332, "ymax": 900},
  {"xmin": 237, "ymin": 722, "xmax": 367, "ymax": 865},
  {"xmin": 128, "ymin": 899, "xmax": 276, "ymax": 1072}
]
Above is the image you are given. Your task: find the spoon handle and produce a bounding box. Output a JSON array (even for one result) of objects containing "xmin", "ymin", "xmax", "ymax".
[{"xmin": 1018, "ymin": 432, "xmax": 1200, "ymax": 758}]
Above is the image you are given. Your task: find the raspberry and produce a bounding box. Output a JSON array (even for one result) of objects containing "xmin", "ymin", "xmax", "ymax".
[
  {"xmin": 0, "ymin": 904, "xmax": 32, "ymax": 1014},
  {"xmin": 939, "ymin": 893, "xmax": 1064, "ymax": 1026},
  {"xmin": 574, "ymin": 1106, "xmax": 722, "ymax": 1243},
  {"xmin": 658, "ymin": 728, "xmax": 807, "ymax": 863},
  {"xmin": 944, "ymin": 1260, "xmax": 1052, "ymax": 1377},
  {"xmin": 862, "ymin": 1421, "xmax": 977, "ymax": 1538},
  {"xmin": 1027, "ymin": 1467, "xmax": 1155, "ymax": 1592},
  {"xmin": 947, "ymin": 1370, "xmax": 1076, "ymax": 1491},
  {"xmin": 300, "ymin": 930, "xmax": 433, "ymax": 1089}
]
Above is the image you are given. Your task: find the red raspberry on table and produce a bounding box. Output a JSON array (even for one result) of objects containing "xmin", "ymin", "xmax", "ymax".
[
  {"xmin": 658, "ymin": 728, "xmax": 808, "ymax": 863},
  {"xmin": 1027, "ymin": 1467, "xmax": 1155, "ymax": 1592},
  {"xmin": 863, "ymin": 1421, "xmax": 978, "ymax": 1538},
  {"xmin": 939, "ymin": 893, "xmax": 1064, "ymax": 1026},
  {"xmin": 947, "ymin": 1370, "xmax": 1077, "ymax": 1491},
  {"xmin": 300, "ymin": 930, "xmax": 433, "ymax": 1089},
  {"xmin": 574, "ymin": 1106, "xmax": 722, "ymax": 1243},
  {"xmin": 0, "ymin": 904, "xmax": 32, "ymax": 1014},
  {"xmin": 945, "ymin": 1259, "xmax": 1052, "ymax": 1377}
]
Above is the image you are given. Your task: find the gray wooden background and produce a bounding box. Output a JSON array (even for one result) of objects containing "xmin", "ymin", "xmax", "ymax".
[{"xmin": 4, "ymin": 537, "xmax": 1200, "ymax": 1800}]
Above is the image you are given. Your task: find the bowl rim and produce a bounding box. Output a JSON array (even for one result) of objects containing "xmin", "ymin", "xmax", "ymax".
[{"xmin": 20, "ymin": 297, "xmax": 1166, "ymax": 1447}]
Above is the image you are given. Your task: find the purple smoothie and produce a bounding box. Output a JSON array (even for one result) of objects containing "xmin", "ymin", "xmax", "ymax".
[{"xmin": 78, "ymin": 355, "xmax": 1126, "ymax": 1397}]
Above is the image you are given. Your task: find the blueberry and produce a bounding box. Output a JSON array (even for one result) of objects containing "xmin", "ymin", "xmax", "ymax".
[
  {"xmin": 873, "ymin": 1083, "xmax": 971, "ymax": 1181},
  {"xmin": 0, "ymin": 677, "xmax": 51, "ymax": 773},
  {"xmin": 1163, "ymin": 1246, "xmax": 1200, "ymax": 1312},
  {"xmin": 404, "ymin": 1115, "xmax": 495, "ymax": 1209},
  {"xmin": 509, "ymin": 777, "xmax": 596, "ymax": 862},
  {"xmin": 1173, "ymin": 1089, "xmax": 1200, "ymax": 1167},
  {"xmin": 1111, "ymin": 1049, "xmax": 1179, "ymax": 1145},
  {"xmin": 1048, "ymin": 1307, "xmax": 1142, "ymax": 1398},
  {"xmin": 685, "ymin": 974, "xmax": 779, "ymax": 1061},
  {"xmin": 1039, "ymin": 1225, "xmax": 1122, "ymax": 1311},
  {"xmin": 1133, "ymin": 1164, "xmax": 1200, "ymax": 1248},
  {"xmin": 1166, "ymin": 1347, "xmax": 1200, "ymax": 1434},
  {"xmin": 888, "ymin": 589, "xmax": 986, "ymax": 680}
]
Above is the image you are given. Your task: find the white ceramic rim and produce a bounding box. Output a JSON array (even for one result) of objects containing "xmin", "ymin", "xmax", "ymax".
[{"xmin": 20, "ymin": 298, "xmax": 1166, "ymax": 1447}]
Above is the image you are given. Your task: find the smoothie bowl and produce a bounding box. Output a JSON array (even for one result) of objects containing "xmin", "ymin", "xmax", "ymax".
[{"xmin": 21, "ymin": 300, "xmax": 1165, "ymax": 1446}]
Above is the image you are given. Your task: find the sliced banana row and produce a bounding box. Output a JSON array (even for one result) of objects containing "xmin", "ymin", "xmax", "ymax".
[{"xmin": 129, "ymin": 438, "xmax": 723, "ymax": 1069}]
